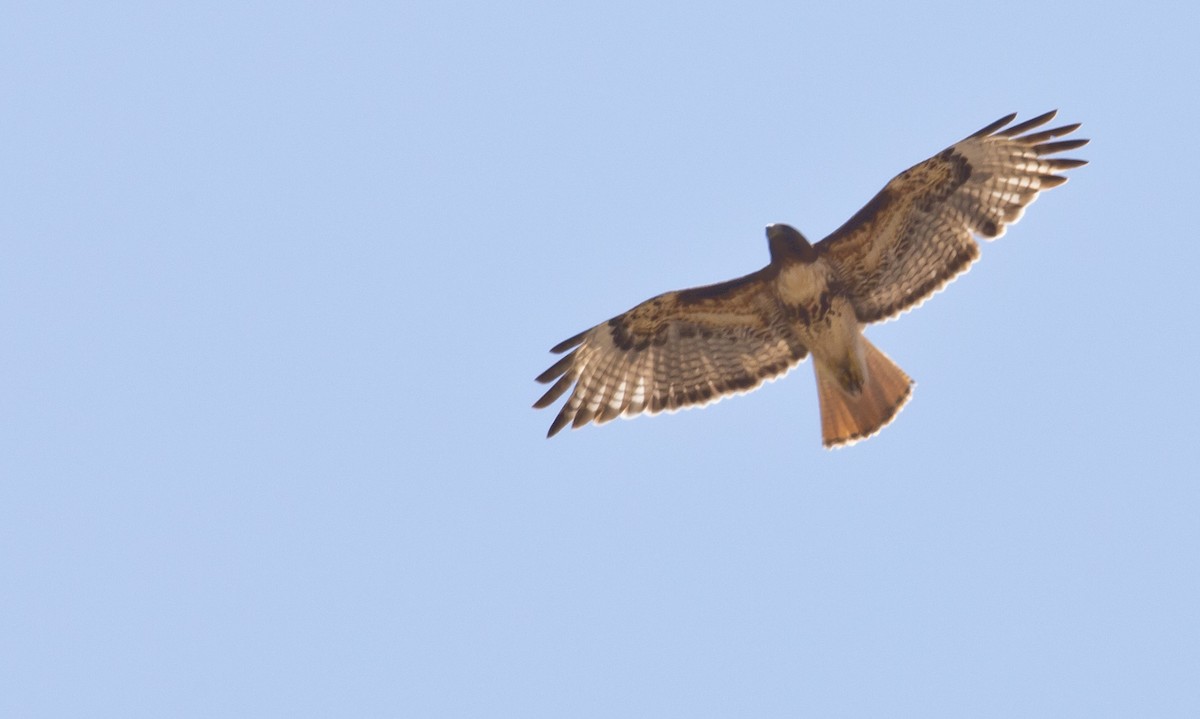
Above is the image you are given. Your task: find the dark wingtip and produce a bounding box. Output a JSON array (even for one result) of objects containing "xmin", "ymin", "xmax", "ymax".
[
  {"xmin": 533, "ymin": 372, "xmax": 574, "ymax": 408},
  {"xmin": 535, "ymin": 351, "xmax": 576, "ymax": 384},
  {"xmin": 1046, "ymin": 158, "xmax": 1089, "ymax": 170},
  {"xmin": 1019, "ymin": 122, "xmax": 1082, "ymax": 144},
  {"xmin": 550, "ymin": 330, "xmax": 587, "ymax": 354},
  {"xmin": 969, "ymin": 112, "xmax": 1017, "ymax": 139},
  {"xmin": 1034, "ymin": 138, "xmax": 1090, "ymax": 154},
  {"xmin": 996, "ymin": 110, "xmax": 1058, "ymax": 137},
  {"xmin": 547, "ymin": 409, "xmax": 571, "ymax": 438}
]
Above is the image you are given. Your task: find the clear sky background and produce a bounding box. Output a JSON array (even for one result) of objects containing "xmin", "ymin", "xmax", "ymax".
[{"xmin": 3, "ymin": 2, "xmax": 1198, "ymax": 717}]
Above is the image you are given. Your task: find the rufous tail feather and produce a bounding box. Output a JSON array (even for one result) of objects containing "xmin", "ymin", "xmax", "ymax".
[{"xmin": 814, "ymin": 338, "xmax": 913, "ymax": 448}]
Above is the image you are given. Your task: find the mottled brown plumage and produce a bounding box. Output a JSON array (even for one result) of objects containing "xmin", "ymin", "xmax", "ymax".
[{"xmin": 535, "ymin": 111, "xmax": 1088, "ymax": 446}]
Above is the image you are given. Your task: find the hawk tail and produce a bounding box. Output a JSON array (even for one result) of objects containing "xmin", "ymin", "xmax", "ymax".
[{"xmin": 815, "ymin": 338, "xmax": 913, "ymax": 448}]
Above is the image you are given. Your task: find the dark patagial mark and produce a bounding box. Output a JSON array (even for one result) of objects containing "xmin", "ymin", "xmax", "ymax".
[
  {"xmin": 816, "ymin": 188, "xmax": 893, "ymax": 251},
  {"xmin": 676, "ymin": 272, "xmax": 764, "ymax": 305}
]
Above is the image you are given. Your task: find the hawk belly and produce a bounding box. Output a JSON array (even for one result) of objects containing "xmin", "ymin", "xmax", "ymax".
[
  {"xmin": 775, "ymin": 261, "xmax": 911, "ymax": 446},
  {"xmin": 775, "ymin": 264, "xmax": 866, "ymax": 395}
]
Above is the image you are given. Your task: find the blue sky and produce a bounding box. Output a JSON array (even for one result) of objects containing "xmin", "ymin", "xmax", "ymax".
[{"xmin": 4, "ymin": 2, "xmax": 1199, "ymax": 717}]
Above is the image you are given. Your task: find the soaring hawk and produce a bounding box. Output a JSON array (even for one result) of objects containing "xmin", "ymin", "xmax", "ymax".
[{"xmin": 535, "ymin": 111, "xmax": 1088, "ymax": 447}]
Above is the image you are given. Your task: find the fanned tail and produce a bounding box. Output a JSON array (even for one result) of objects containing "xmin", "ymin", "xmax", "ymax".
[{"xmin": 814, "ymin": 337, "xmax": 913, "ymax": 448}]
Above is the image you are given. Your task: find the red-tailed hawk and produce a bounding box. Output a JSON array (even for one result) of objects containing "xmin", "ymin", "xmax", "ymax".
[{"xmin": 535, "ymin": 111, "xmax": 1088, "ymax": 447}]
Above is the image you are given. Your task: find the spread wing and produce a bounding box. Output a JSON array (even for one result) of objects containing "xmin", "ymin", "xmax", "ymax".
[
  {"xmin": 534, "ymin": 271, "xmax": 808, "ymax": 437},
  {"xmin": 815, "ymin": 110, "xmax": 1088, "ymax": 323}
]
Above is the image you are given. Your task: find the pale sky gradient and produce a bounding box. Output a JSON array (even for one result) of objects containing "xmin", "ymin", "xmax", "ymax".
[{"xmin": 3, "ymin": 2, "xmax": 1199, "ymax": 717}]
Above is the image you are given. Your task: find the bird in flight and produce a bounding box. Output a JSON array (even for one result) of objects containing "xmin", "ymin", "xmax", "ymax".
[{"xmin": 534, "ymin": 111, "xmax": 1088, "ymax": 447}]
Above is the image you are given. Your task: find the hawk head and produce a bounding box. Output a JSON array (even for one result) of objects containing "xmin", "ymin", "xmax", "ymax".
[{"xmin": 766, "ymin": 223, "xmax": 817, "ymax": 264}]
